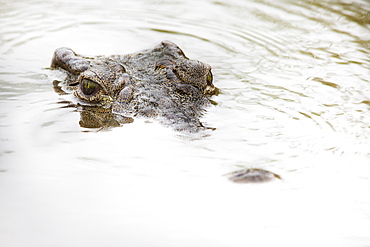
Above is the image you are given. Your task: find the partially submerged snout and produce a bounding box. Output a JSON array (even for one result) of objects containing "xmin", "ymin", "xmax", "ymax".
[
  {"xmin": 51, "ymin": 47, "xmax": 130, "ymax": 105},
  {"xmin": 51, "ymin": 47, "xmax": 90, "ymax": 74}
]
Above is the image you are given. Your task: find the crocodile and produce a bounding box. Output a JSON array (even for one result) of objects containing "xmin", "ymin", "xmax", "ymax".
[
  {"xmin": 51, "ymin": 40, "xmax": 217, "ymax": 132},
  {"xmin": 50, "ymin": 40, "xmax": 281, "ymax": 183}
]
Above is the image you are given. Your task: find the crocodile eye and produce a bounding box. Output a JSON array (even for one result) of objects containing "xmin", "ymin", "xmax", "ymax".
[
  {"xmin": 81, "ymin": 78, "xmax": 99, "ymax": 95},
  {"xmin": 206, "ymin": 71, "xmax": 213, "ymax": 85}
]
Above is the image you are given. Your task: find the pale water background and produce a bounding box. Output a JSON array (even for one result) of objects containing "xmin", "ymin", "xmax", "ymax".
[{"xmin": 1, "ymin": 0, "xmax": 370, "ymax": 246}]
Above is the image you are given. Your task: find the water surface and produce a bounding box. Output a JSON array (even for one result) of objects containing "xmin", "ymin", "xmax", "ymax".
[{"xmin": 1, "ymin": 0, "xmax": 370, "ymax": 246}]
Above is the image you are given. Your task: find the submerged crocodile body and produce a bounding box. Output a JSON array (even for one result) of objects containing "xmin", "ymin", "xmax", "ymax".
[
  {"xmin": 50, "ymin": 40, "xmax": 280, "ymax": 183},
  {"xmin": 51, "ymin": 41, "xmax": 217, "ymax": 132}
]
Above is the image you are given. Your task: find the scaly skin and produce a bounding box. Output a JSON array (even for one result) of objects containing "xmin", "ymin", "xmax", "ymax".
[{"xmin": 51, "ymin": 41, "xmax": 217, "ymax": 132}]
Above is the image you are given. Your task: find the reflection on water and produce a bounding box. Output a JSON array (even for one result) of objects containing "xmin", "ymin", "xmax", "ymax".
[
  {"xmin": 1, "ymin": 0, "xmax": 370, "ymax": 246},
  {"xmin": 53, "ymin": 79, "xmax": 135, "ymax": 130},
  {"xmin": 78, "ymin": 105, "xmax": 134, "ymax": 129}
]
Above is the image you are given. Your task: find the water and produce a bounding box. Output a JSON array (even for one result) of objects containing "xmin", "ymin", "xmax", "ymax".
[{"xmin": 1, "ymin": 0, "xmax": 370, "ymax": 246}]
